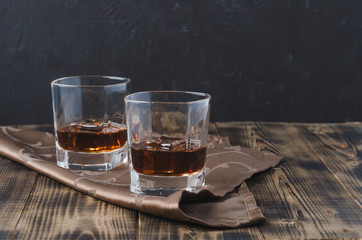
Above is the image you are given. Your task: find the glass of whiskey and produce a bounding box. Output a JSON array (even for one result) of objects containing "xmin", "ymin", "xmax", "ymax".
[
  {"xmin": 51, "ymin": 76, "xmax": 130, "ymax": 170},
  {"xmin": 125, "ymin": 91, "xmax": 211, "ymax": 196}
]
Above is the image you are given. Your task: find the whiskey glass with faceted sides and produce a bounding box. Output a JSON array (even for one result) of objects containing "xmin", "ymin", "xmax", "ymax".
[
  {"xmin": 125, "ymin": 91, "xmax": 211, "ymax": 196},
  {"xmin": 51, "ymin": 76, "xmax": 130, "ymax": 170}
]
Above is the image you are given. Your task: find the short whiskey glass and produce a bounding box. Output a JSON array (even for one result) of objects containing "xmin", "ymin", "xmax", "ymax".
[
  {"xmin": 51, "ymin": 76, "xmax": 130, "ymax": 170},
  {"xmin": 125, "ymin": 91, "xmax": 211, "ymax": 196}
]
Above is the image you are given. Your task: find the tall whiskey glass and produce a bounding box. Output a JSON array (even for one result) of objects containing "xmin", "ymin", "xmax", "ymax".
[
  {"xmin": 51, "ymin": 76, "xmax": 130, "ymax": 170},
  {"xmin": 125, "ymin": 91, "xmax": 211, "ymax": 196}
]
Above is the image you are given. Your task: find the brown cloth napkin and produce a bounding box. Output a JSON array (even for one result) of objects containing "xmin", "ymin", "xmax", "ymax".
[{"xmin": 0, "ymin": 125, "xmax": 282, "ymax": 228}]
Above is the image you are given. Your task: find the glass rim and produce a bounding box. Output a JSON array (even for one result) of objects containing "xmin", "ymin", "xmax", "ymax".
[
  {"xmin": 51, "ymin": 75, "xmax": 131, "ymax": 87},
  {"xmin": 124, "ymin": 90, "xmax": 211, "ymax": 104}
]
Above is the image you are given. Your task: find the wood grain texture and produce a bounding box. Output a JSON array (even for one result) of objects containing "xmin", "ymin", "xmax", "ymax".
[
  {"xmin": 137, "ymin": 213, "xmax": 265, "ymax": 240},
  {"xmin": 11, "ymin": 175, "xmax": 137, "ymax": 240},
  {"xmin": 216, "ymin": 122, "xmax": 310, "ymax": 239},
  {"xmin": 215, "ymin": 122, "xmax": 362, "ymax": 239},
  {"xmin": 137, "ymin": 213, "xmax": 224, "ymax": 240},
  {"xmin": 0, "ymin": 157, "xmax": 38, "ymax": 240},
  {"xmin": 303, "ymin": 123, "xmax": 362, "ymax": 205}
]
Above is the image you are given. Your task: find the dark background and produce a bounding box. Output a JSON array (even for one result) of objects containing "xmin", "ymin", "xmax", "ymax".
[{"xmin": 1, "ymin": 0, "xmax": 362, "ymax": 125}]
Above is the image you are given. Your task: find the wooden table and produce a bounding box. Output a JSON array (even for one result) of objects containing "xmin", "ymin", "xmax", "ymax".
[{"xmin": 1, "ymin": 122, "xmax": 361, "ymax": 239}]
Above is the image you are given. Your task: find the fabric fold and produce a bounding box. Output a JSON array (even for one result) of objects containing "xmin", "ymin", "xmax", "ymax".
[{"xmin": 0, "ymin": 125, "xmax": 282, "ymax": 228}]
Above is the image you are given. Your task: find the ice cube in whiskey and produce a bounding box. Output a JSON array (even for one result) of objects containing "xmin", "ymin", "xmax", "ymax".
[
  {"xmin": 131, "ymin": 137, "xmax": 206, "ymax": 176},
  {"xmin": 57, "ymin": 120, "xmax": 127, "ymax": 152}
]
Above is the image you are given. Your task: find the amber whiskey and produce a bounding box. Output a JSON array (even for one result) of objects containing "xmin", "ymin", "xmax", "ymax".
[
  {"xmin": 57, "ymin": 121, "xmax": 127, "ymax": 152},
  {"xmin": 131, "ymin": 137, "xmax": 206, "ymax": 176}
]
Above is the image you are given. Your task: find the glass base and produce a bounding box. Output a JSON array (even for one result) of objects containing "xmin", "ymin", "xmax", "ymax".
[
  {"xmin": 130, "ymin": 166, "xmax": 205, "ymax": 196},
  {"xmin": 56, "ymin": 142, "xmax": 128, "ymax": 171}
]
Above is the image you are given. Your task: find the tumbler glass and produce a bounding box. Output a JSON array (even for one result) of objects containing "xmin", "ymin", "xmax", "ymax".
[
  {"xmin": 125, "ymin": 91, "xmax": 211, "ymax": 196},
  {"xmin": 51, "ymin": 76, "xmax": 130, "ymax": 170}
]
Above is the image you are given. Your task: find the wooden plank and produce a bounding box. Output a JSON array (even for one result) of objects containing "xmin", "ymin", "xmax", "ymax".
[
  {"xmin": 0, "ymin": 156, "xmax": 38, "ymax": 239},
  {"xmin": 137, "ymin": 212, "xmax": 266, "ymax": 240},
  {"xmin": 303, "ymin": 123, "xmax": 362, "ymax": 205},
  {"xmin": 137, "ymin": 213, "xmax": 222, "ymax": 240},
  {"xmin": 12, "ymin": 174, "xmax": 137, "ymax": 240},
  {"xmin": 215, "ymin": 122, "xmax": 305, "ymax": 239},
  {"xmin": 216, "ymin": 122, "xmax": 362, "ymax": 239}
]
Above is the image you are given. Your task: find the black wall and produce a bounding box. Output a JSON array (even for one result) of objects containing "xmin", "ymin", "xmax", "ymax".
[{"xmin": 1, "ymin": 0, "xmax": 362, "ymax": 125}]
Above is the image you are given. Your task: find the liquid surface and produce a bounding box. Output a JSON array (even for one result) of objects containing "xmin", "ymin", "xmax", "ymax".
[
  {"xmin": 57, "ymin": 121, "xmax": 127, "ymax": 152},
  {"xmin": 131, "ymin": 137, "xmax": 206, "ymax": 176}
]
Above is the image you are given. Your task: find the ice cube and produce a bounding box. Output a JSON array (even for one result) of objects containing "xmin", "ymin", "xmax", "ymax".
[
  {"xmin": 110, "ymin": 122, "xmax": 122, "ymax": 129},
  {"xmin": 79, "ymin": 120, "xmax": 103, "ymax": 132},
  {"xmin": 145, "ymin": 139, "xmax": 162, "ymax": 151},
  {"xmin": 145, "ymin": 144, "xmax": 156, "ymax": 150},
  {"xmin": 171, "ymin": 138, "xmax": 186, "ymax": 151},
  {"xmin": 159, "ymin": 144, "xmax": 170, "ymax": 151}
]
